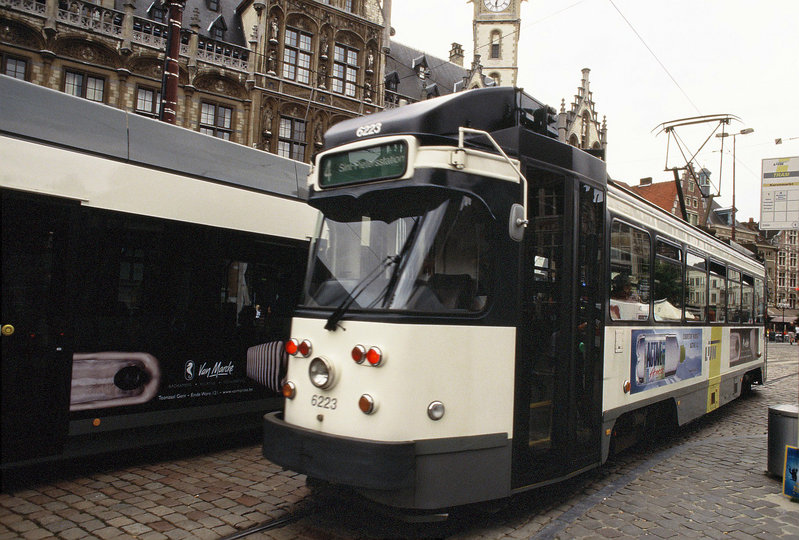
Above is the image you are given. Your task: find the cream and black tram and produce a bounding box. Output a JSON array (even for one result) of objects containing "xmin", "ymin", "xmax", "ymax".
[{"xmin": 262, "ymin": 87, "xmax": 766, "ymax": 510}]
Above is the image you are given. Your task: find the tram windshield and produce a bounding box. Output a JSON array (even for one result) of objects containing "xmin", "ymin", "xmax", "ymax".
[{"xmin": 302, "ymin": 194, "xmax": 491, "ymax": 314}]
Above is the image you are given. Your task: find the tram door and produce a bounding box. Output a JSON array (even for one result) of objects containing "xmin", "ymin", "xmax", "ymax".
[
  {"xmin": 1, "ymin": 192, "xmax": 74, "ymax": 464},
  {"xmin": 512, "ymin": 174, "xmax": 604, "ymax": 487},
  {"xmin": 572, "ymin": 182, "xmax": 605, "ymax": 466}
]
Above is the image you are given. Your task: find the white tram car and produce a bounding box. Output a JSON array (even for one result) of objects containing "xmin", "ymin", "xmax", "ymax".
[{"xmin": 262, "ymin": 87, "xmax": 766, "ymax": 510}]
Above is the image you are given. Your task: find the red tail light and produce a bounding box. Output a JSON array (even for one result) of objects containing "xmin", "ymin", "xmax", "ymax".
[
  {"xmin": 286, "ymin": 338, "xmax": 312, "ymax": 357},
  {"xmin": 366, "ymin": 346, "xmax": 383, "ymax": 366}
]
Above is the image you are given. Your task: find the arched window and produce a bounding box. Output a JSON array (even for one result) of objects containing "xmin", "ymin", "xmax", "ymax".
[{"xmin": 581, "ymin": 111, "xmax": 591, "ymax": 147}]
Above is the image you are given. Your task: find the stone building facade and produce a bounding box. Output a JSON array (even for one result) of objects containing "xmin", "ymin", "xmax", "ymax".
[
  {"xmin": 557, "ymin": 67, "xmax": 607, "ymax": 160},
  {"xmin": 0, "ymin": 0, "xmax": 387, "ymax": 161}
]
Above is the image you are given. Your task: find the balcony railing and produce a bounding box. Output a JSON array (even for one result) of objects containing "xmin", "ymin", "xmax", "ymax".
[
  {"xmin": 131, "ymin": 15, "xmax": 167, "ymax": 49},
  {"xmin": 57, "ymin": 0, "xmax": 124, "ymax": 37},
  {"xmin": 3, "ymin": 0, "xmax": 250, "ymax": 73},
  {"xmin": 196, "ymin": 36, "xmax": 249, "ymax": 71},
  {"xmin": 0, "ymin": 0, "xmax": 46, "ymax": 17}
]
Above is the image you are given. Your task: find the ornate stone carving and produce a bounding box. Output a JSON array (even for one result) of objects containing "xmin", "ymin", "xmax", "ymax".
[
  {"xmin": 262, "ymin": 104, "xmax": 273, "ymax": 136},
  {"xmin": 194, "ymin": 75, "xmax": 245, "ymax": 98},
  {"xmin": 314, "ymin": 121, "xmax": 323, "ymax": 147},
  {"xmin": 0, "ymin": 19, "xmax": 44, "ymax": 50},
  {"xmin": 269, "ymin": 16, "xmax": 278, "ymax": 44},
  {"xmin": 129, "ymin": 57, "xmax": 163, "ymax": 79},
  {"xmin": 57, "ymin": 39, "xmax": 117, "ymax": 68}
]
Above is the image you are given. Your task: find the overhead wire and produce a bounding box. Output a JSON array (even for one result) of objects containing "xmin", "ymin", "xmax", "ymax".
[{"xmin": 606, "ymin": 0, "xmax": 701, "ymax": 115}]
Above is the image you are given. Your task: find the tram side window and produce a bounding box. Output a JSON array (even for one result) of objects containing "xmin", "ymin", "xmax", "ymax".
[
  {"xmin": 741, "ymin": 274, "xmax": 754, "ymax": 324},
  {"xmin": 708, "ymin": 261, "xmax": 726, "ymax": 322},
  {"xmin": 727, "ymin": 269, "xmax": 741, "ymax": 323},
  {"xmin": 754, "ymin": 277, "xmax": 765, "ymax": 323},
  {"xmin": 684, "ymin": 253, "xmax": 707, "ymax": 322},
  {"xmin": 653, "ymin": 240, "xmax": 682, "ymax": 322},
  {"xmin": 609, "ymin": 221, "xmax": 650, "ymax": 321},
  {"xmin": 74, "ymin": 209, "xmax": 303, "ymax": 362}
]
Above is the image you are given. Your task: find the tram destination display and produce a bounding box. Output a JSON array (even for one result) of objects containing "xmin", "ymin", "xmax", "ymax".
[{"xmin": 320, "ymin": 141, "xmax": 407, "ymax": 187}]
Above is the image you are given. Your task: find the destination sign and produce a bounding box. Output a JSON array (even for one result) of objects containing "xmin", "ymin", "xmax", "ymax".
[
  {"xmin": 319, "ymin": 141, "xmax": 407, "ymax": 187},
  {"xmin": 761, "ymin": 156, "xmax": 799, "ymax": 230}
]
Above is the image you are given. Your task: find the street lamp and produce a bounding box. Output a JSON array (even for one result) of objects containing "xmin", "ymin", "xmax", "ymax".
[
  {"xmin": 716, "ymin": 127, "xmax": 754, "ymax": 241},
  {"xmin": 778, "ymin": 302, "xmax": 789, "ymax": 338}
]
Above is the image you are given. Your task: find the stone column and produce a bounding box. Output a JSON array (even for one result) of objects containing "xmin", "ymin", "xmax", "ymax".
[{"xmin": 120, "ymin": 0, "xmax": 135, "ymax": 55}]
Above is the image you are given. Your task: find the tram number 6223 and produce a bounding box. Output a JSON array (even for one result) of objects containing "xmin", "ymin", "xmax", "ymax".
[{"xmin": 311, "ymin": 395, "xmax": 337, "ymax": 409}]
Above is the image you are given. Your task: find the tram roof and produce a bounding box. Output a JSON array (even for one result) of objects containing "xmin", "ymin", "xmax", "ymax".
[
  {"xmin": 0, "ymin": 75, "xmax": 309, "ymax": 201},
  {"xmin": 322, "ymin": 87, "xmax": 556, "ymax": 149}
]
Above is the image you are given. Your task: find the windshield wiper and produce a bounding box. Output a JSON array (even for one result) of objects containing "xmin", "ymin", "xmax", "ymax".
[
  {"xmin": 381, "ymin": 218, "xmax": 421, "ymax": 308},
  {"xmin": 325, "ymin": 255, "xmax": 398, "ymax": 331}
]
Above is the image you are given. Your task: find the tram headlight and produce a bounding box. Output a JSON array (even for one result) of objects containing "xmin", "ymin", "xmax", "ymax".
[{"xmin": 309, "ymin": 357, "xmax": 335, "ymax": 389}]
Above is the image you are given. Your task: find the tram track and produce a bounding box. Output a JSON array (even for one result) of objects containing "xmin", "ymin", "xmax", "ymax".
[{"xmin": 218, "ymin": 504, "xmax": 313, "ymax": 540}]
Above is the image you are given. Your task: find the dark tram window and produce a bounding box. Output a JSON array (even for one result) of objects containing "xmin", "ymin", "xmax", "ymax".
[
  {"xmin": 708, "ymin": 261, "xmax": 727, "ymax": 322},
  {"xmin": 754, "ymin": 277, "xmax": 765, "ymax": 323},
  {"xmin": 684, "ymin": 253, "xmax": 707, "ymax": 322},
  {"xmin": 609, "ymin": 221, "xmax": 650, "ymax": 321},
  {"xmin": 741, "ymin": 274, "xmax": 754, "ymax": 324},
  {"xmin": 727, "ymin": 268, "xmax": 741, "ymax": 323},
  {"xmin": 653, "ymin": 240, "xmax": 682, "ymax": 322}
]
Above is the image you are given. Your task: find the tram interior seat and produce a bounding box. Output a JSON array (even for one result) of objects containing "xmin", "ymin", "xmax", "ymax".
[{"xmin": 428, "ymin": 273, "xmax": 476, "ymax": 310}]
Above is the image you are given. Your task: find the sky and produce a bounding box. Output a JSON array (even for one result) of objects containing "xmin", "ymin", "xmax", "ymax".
[{"xmin": 389, "ymin": 0, "xmax": 799, "ymax": 223}]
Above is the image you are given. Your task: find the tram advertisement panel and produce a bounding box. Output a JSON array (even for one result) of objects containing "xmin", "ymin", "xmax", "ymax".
[
  {"xmin": 630, "ymin": 329, "xmax": 702, "ymax": 394},
  {"xmin": 729, "ymin": 328, "xmax": 759, "ymax": 367},
  {"xmin": 68, "ymin": 343, "xmax": 284, "ymax": 415},
  {"xmin": 62, "ymin": 209, "xmax": 303, "ymax": 420}
]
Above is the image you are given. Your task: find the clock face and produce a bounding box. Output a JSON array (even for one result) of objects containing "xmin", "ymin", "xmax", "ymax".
[{"xmin": 483, "ymin": 0, "xmax": 510, "ymax": 11}]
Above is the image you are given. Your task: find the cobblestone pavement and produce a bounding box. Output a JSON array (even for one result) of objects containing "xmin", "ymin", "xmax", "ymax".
[{"xmin": 1, "ymin": 345, "xmax": 797, "ymax": 540}]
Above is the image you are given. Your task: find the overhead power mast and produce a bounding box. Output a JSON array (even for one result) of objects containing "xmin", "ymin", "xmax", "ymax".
[{"xmin": 653, "ymin": 114, "xmax": 741, "ymax": 223}]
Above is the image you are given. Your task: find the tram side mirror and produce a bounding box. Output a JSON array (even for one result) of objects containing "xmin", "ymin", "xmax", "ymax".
[{"xmin": 509, "ymin": 203, "xmax": 526, "ymax": 242}]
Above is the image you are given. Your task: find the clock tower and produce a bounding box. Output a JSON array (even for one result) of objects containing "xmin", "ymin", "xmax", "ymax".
[{"xmin": 472, "ymin": 0, "xmax": 525, "ymax": 87}]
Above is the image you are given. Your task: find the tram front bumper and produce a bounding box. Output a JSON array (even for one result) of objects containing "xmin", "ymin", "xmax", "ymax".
[
  {"xmin": 262, "ymin": 411, "xmax": 511, "ymax": 509},
  {"xmin": 262, "ymin": 412, "xmax": 415, "ymax": 490}
]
